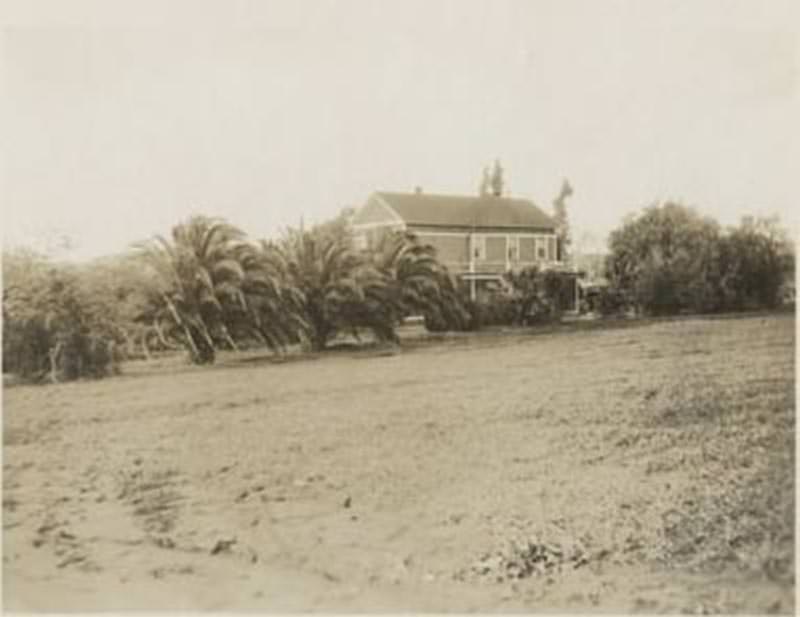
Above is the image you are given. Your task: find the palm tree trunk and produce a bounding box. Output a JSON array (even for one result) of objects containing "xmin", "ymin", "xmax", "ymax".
[
  {"xmin": 153, "ymin": 319, "xmax": 177, "ymax": 350},
  {"xmin": 197, "ymin": 321, "xmax": 216, "ymax": 352},
  {"xmin": 140, "ymin": 333, "xmax": 152, "ymax": 360},
  {"xmin": 48, "ymin": 342, "xmax": 63, "ymax": 384},
  {"xmin": 311, "ymin": 328, "xmax": 329, "ymax": 352},
  {"xmin": 162, "ymin": 294, "xmax": 201, "ymax": 359},
  {"xmin": 221, "ymin": 323, "xmax": 239, "ymax": 351},
  {"xmin": 184, "ymin": 326, "xmax": 203, "ymax": 362},
  {"xmin": 121, "ymin": 329, "xmax": 135, "ymax": 357},
  {"xmin": 250, "ymin": 327, "xmax": 267, "ymax": 345}
]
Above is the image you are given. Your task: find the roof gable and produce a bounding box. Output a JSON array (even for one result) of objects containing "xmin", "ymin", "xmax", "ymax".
[
  {"xmin": 373, "ymin": 191, "xmax": 556, "ymax": 230},
  {"xmin": 351, "ymin": 193, "xmax": 405, "ymax": 226}
]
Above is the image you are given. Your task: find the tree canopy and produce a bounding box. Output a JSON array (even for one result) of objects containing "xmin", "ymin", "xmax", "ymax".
[{"xmin": 606, "ymin": 203, "xmax": 793, "ymax": 315}]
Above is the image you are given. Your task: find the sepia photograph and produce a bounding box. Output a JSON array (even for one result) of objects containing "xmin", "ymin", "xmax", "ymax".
[{"xmin": 2, "ymin": 0, "xmax": 797, "ymax": 613}]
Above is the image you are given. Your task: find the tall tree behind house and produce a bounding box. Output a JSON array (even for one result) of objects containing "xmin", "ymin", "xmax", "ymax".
[
  {"xmin": 489, "ymin": 159, "xmax": 504, "ymax": 197},
  {"xmin": 552, "ymin": 179, "xmax": 573, "ymax": 264},
  {"xmin": 479, "ymin": 166, "xmax": 491, "ymax": 197}
]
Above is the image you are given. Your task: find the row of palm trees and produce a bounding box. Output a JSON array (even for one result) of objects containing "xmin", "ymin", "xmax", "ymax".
[{"xmin": 137, "ymin": 215, "xmax": 467, "ymax": 363}]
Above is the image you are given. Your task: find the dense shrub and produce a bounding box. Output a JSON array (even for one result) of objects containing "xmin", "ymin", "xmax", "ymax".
[
  {"xmin": 2, "ymin": 315, "xmax": 52, "ymax": 379},
  {"xmin": 592, "ymin": 287, "xmax": 630, "ymax": 316},
  {"xmin": 423, "ymin": 267, "xmax": 576, "ymax": 333},
  {"xmin": 464, "ymin": 295, "xmax": 518, "ymax": 328},
  {"xmin": 487, "ymin": 295, "xmax": 519, "ymax": 326},
  {"xmin": 76, "ymin": 254, "xmax": 171, "ymax": 360},
  {"xmin": 59, "ymin": 330, "xmax": 121, "ymax": 379},
  {"xmin": 423, "ymin": 290, "xmax": 516, "ymax": 332},
  {"xmin": 505, "ymin": 266, "xmax": 576, "ymax": 323}
]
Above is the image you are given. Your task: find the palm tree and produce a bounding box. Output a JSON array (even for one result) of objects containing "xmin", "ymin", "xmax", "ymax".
[
  {"xmin": 371, "ymin": 231, "xmax": 470, "ymax": 332},
  {"xmin": 371, "ymin": 231, "xmax": 439, "ymax": 312},
  {"xmin": 426, "ymin": 268, "xmax": 471, "ymax": 331},
  {"xmin": 136, "ymin": 216, "xmax": 246, "ymax": 364},
  {"xmin": 228, "ymin": 239, "xmax": 308, "ymax": 352},
  {"xmin": 280, "ymin": 228, "xmax": 396, "ymax": 351}
]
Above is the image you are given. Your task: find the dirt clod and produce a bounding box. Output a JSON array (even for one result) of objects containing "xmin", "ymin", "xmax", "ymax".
[{"xmin": 210, "ymin": 538, "xmax": 237, "ymax": 555}]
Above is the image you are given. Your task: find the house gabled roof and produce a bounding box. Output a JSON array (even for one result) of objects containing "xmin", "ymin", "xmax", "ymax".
[{"xmin": 373, "ymin": 191, "xmax": 556, "ymax": 230}]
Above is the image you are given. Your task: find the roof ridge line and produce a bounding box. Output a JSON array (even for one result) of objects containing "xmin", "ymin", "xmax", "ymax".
[{"xmin": 376, "ymin": 190, "xmax": 534, "ymax": 202}]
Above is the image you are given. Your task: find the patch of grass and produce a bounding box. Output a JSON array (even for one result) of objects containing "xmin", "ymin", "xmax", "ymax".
[{"xmin": 632, "ymin": 369, "xmax": 795, "ymax": 581}]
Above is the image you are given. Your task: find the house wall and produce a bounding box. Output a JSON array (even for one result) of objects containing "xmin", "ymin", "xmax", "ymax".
[
  {"xmin": 352, "ymin": 207, "xmax": 560, "ymax": 276},
  {"xmin": 417, "ymin": 233, "xmax": 469, "ymax": 266},
  {"xmin": 413, "ymin": 227, "xmax": 559, "ymax": 275}
]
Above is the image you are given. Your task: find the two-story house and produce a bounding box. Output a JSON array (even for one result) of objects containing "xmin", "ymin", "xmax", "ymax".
[{"xmin": 352, "ymin": 188, "xmax": 575, "ymax": 305}]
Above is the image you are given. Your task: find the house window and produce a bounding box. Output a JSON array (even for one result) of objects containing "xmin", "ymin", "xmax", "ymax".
[
  {"xmin": 472, "ymin": 235, "xmax": 486, "ymax": 260},
  {"xmin": 519, "ymin": 237, "xmax": 536, "ymax": 261},
  {"xmin": 536, "ymin": 237, "xmax": 547, "ymax": 260},
  {"xmin": 507, "ymin": 236, "xmax": 519, "ymax": 261}
]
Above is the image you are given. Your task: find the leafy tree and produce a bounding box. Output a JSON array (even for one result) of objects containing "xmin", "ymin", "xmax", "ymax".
[
  {"xmin": 605, "ymin": 203, "xmax": 793, "ymax": 315},
  {"xmin": 3, "ymin": 250, "xmax": 60, "ymax": 379},
  {"xmin": 76, "ymin": 254, "xmax": 167, "ymax": 359},
  {"xmin": 605, "ymin": 203, "xmax": 720, "ymax": 314},
  {"xmin": 717, "ymin": 216, "xmax": 794, "ymax": 310},
  {"xmin": 3, "ymin": 250, "xmax": 119, "ymax": 382}
]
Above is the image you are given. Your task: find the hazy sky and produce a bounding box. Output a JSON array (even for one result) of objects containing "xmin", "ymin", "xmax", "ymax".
[{"xmin": 3, "ymin": 0, "xmax": 798, "ymax": 260}]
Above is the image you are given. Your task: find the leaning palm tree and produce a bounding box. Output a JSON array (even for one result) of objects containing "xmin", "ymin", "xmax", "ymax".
[
  {"xmin": 136, "ymin": 215, "xmax": 246, "ymax": 364},
  {"xmin": 227, "ymin": 239, "xmax": 308, "ymax": 352},
  {"xmin": 371, "ymin": 231, "xmax": 446, "ymax": 313},
  {"xmin": 370, "ymin": 231, "xmax": 470, "ymax": 331}
]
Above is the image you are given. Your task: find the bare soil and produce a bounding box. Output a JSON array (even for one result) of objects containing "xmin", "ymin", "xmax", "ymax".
[{"xmin": 3, "ymin": 313, "xmax": 795, "ymax": 612}]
